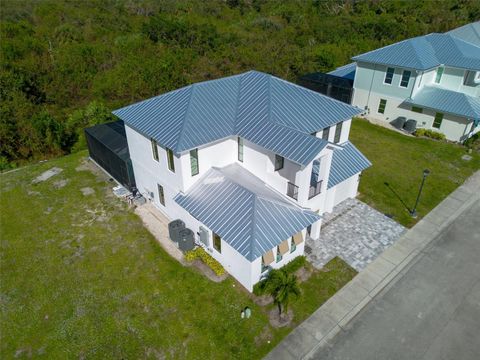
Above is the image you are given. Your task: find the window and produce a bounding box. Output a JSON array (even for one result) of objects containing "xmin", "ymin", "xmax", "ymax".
[
  {"xmin": 166, "ymin": 148, "xmax": 175, "ymax": 172},
  {"xmin": 433, "ymin": 112, "xmax": 443, "ymax": 129},
  {"xmin": 378, "ymin": 99, "xmax": 387, "ymax": 114},
  {"xmin": 190, "ymin": 148, "xmax": 199, "ymax": 176},
  {"xmin": 213, "ymin": 232, "xmax": 221, "ymax": 253},
  {"xmin": 151, "ymin": 139, "xmax": 159, "ymax": 161},
  {"xmin": 384, "ymin": 67, "xmax": 395, "ymax": 84},
  {"xmin": 274, "ymin": 155, "xmax": 284, "ymax": 171},
  {"xmin": 287, "ymin": 182, "xmax": 299, "ymax": 200},
  {"xmin": 237, "ymin": 137, "xmax": 244, "ymax": 162},
  {"xmin": 400, "ymin": 70, "xmax": 411, "ymax": 88},
  {"xmin": 435, "ymin": 67, "xmax": 444, "ymax": 84},
  {"xmin": 157, "ymin": 184, "xmax": 165, "ymax": 206},
  {"xmin": 311, "ymin": 132, "xmax": 317, "ymax": 137},
  {"xmin": 322, "ymin": 127, "xmax": 330, "ymax": 141},
  {"xmin": 290, "ymin": 237, "xmax": 296, "ymax": 253},
  {"xmin": 276, "ymin": 246, "xmax": 283, "ymax": 263},
  {"xmin": 334, "ymin": 122, "xmax": 343, "ymax": 143},
  {"xmin": 261, "ymin": 258, "xmax": 269, "ymax": 273},
  {"xmin": 412, "ymin": 106, "xmax": 423, "ymax": 113}
]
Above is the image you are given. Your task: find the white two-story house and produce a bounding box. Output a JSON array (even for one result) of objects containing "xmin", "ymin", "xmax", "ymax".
[
  {"xmin": 332, "ymin": 22, "xmax": 480, "ymax": 142},
  {"xmin": 112, "ymin": 70, "xmax": 371, "ymax": 291}
]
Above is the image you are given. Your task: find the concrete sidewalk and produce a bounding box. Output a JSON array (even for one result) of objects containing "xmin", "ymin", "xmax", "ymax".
[{"xmin": 265, "ymin": 171, "xmax": 480, "ymax": 360}]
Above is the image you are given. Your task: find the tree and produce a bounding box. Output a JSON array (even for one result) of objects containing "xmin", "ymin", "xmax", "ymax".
[{"xmin": 264, "ymin": 269, "xmax": 301, "ymax": 317}]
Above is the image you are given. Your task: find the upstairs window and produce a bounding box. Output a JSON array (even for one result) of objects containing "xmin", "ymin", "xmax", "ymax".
[
  {"xmin": 334, "ymin": 122, "xmax": 343, "ymax": 143},
  {"xmin": 238, "ymin": 137, "xmax": 244, "ymax": 162},
  {"xmin": 378, "ymin": 99, "xmax": 387, "ymax": 114},
  {"xmin": 433, "ymin": 113, "xmax": 444, "ymax": 129},
  {"xmin": 166, "ymin": 148, "xmax": 175, "ymax": 172},
  {"xmin": 274, "ymin": 155, "xmax": 284, "ymax": 171},
  {"xmin": 322, "ymin": 127, "xmax": 330, "ymax": 141},
  {"xmin": 384, "ymin": 67, "xmax": 395, "ymax": 84},
  {"xmin": 435, "ymin": 67, "xmax": 444, "ymax": 84},
  {"xmin": 151, "ymin": 139, "xmax": 159, "ymax": 161},
  {"xmin": 190, "ymin": 149, "xmax": 199, "ymax": 176},
  {"xmin": 400, "ymin": 70, "xmax": 411, "ymax": 88}
]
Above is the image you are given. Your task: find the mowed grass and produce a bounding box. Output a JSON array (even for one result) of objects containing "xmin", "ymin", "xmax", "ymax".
[
  {"xmin": 350, "ymin": 119, "xmax": 480, "ymax": 227},
  {"xmin": 0, "ymin": 151, "xmax": 355, "ymax": 359}
]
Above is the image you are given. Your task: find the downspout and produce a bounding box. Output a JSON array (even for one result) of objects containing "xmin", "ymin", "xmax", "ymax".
[{"xmin": 365, "ymin": 63, "xmax": 378, "ymax": 114}]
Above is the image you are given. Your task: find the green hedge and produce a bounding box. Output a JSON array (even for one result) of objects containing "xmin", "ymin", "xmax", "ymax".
[
  {"xmin": 185, "ymin": 247, "xmax": 225, "ymax": 276},
  {"xmin": 414, "ymin": 128, "xmax": 446, "ymax": 140}
]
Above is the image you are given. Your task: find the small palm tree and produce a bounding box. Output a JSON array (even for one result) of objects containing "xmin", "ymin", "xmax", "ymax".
[{"xmin": 265, "ymin": 269, "xmax": 301, "ymax": 317}]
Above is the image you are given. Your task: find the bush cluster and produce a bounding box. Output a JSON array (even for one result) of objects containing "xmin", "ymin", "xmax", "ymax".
[
  {"xmin": 414, "ymin": 128, "xmax": 446, "ymax": 140},
  {"xmin": 185, "ymin": 247, "xmax": 225, "ymax": 276},
  {"xmin": 464, "ymin": 133, "xmax": 480, "ymax": 152}
]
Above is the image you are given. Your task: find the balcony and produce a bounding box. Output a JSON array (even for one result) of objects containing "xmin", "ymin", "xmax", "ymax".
[
  {"xmin": 287, "ymin": 182, "xmax": 299, "ymax": 200},
  {"xmin": 308, "ymin": 180, "xmax": 323, "ymax": 199}
]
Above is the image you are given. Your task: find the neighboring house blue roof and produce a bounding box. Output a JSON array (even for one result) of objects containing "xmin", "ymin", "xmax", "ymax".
[
  {"xmin": 352, "ymin": 33, "xmax": 480, "ymax": 71},
  {"xmin": 328, "ymin": 62, "xmax": 357, "ymax": 80},
  {"xmin": 113, "ymin": 70, "xmax": 362, "ymax": 166},
  {"xmin": 328, "ymin": 141, "xmax": 371, "ymax": 189},
  {"xmin": 174, "ymin": 164, "xmax": 320, "ymax": 261},
  {"xmin": 404, "ymin": 86, "xmax": 480, "ymax": 119},
  {"xmin": 447, "ymin": 21, "xmax": 480, "ymax": 47}
]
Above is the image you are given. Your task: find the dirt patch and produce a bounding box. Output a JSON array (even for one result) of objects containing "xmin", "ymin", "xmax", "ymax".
[
  {"xmin": 252, "ymin": 294, "xmax": 273, "ymax": 306},
  {"xmin": 80, "ymin": 187, "xmax": 95, "ymax": 196},
  {"xmin": 53, "ymin": 179, "xmax": 68, "ymax": 189},
  {"xmin": 268, "ymin": 307, "xmax": 294, "ymax": 328},
  {"xmin": 190, "ymin": 259, "xmax": 228, "ymax": 283},
  {"xmin": 295, "ymin": 266, "xmax": 313, "ymax": 283},
  {"xmin": 254, "ymin": 325, "xmax": 273, "ymax": 346},
  {"xmin": 32, "ymin": 167, "xmax": 62, "ymax": 184}
]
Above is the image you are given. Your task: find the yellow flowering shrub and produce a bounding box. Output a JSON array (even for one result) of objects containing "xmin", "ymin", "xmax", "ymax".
[{"xmin": 184, "ymin": 247, "xmax": 225, "ymax": 276}]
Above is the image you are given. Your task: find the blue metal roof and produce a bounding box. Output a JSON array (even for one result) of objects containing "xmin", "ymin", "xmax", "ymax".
[
  {"xmin": 328, "ymin": 141, "xmax": 371, "ymax": 189},
  {"xmin": 328, "ymin": 63, "xmax": 357, "ymax": 80},
  {"xmin": 352, "ymin": 33, "xmax": 480, "ymax": 71},
  {"xmin": 174, "ymin": 164, "xmax": 320, "ymax": 261},
  {"xmin": 404, "ymin": 86, "xmax": 480, "ymax": 119},
  {"xmin": 113, "ymin": 70, "xmax": 361, "ymax": 166},
  {"xmin": 447, "ymin": 21, "xmax": 480, "ymax": 47}
]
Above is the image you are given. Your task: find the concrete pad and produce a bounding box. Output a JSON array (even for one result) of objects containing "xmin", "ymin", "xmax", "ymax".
[
  {"xmin": 364, "ymin": 256, "xmax": 396, "ymax": 278},
  {"xmin": 379, "ymin": 245, "xmax": 409, "ymax": 265},
  {"xmin": 390, "ymin": 239, "xmax": 417, "ymax": 257},
  {"xmin": 449, "ymin": 188, "xmax": 474, "ymax": 203},
  {"xmin": 335, "ymin": 282, "xmax": 370, "ymax": 307},
  {"xmin": 350, "ymin": 268, "xmax": 383, "ymax": 293},
  {"xmin": 321, "ymin": 294, "xmax": 355, "ymax": 322},
  {"xmin": 369, "ymin": 268, "xmax": 400, "ymax": 298},
  {"xmin": 301, "ymin": 310, "xmax": 338, "ymax": 341},
  {"xmin": 303, "ymin": 325, "xmax": 342, "ymax": 360},
  {"xmin": 278, "ymin": 326, "xmax": 319, "ymax": 359}
]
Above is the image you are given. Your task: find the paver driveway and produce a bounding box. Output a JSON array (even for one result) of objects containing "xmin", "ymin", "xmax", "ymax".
[{"xmin": 306, "ymin": 199, "xmax": 406, "ymax": 271}]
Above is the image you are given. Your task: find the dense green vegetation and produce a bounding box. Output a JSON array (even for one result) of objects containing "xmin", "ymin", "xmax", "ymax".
[
  {"xmin": 1, "ymin": 0, "xmax": 479, "ymax": 168},
  {"xmin": 350, "ymin": 119, "xmax": 480, "ymax": 227},
  {"xmin": 0, "ymin": 152, "xmax": 355, "ymax": 358}
]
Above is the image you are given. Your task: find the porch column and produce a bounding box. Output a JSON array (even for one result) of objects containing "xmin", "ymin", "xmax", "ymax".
[{"xmin": 310, "ymin": 219, "xmax": 322, "ymax": 239}]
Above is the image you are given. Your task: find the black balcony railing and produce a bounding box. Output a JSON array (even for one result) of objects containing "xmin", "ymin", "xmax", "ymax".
[
  {"xmin": 308, "ymin": 180, "xmax": 323, "ymax": 199},
  {"xmin": 287, "ymin": 182, "xmax": 299, "ymax": 200}
]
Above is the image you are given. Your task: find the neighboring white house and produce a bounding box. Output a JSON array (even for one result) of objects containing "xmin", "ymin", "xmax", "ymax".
[
  {"xmin": 330, "ymin": 22, "xmax": 480, "ymax": 142},
  {"xmin": 112, "ymin": 70, "xmax": 371, "ymax": 291}
]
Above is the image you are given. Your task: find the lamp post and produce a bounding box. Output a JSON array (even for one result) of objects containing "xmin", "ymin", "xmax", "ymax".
[{"xmin": 410, "ymin": 169, "xmax": 430, "ymax": 218}]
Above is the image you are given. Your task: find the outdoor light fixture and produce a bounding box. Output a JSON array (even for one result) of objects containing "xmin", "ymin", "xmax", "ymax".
[{"xmin": 410, "ymin": 169, "xmax": 430, "ymax": 218}]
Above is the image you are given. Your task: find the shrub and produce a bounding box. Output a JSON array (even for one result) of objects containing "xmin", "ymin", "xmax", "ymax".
[
  {"xmin": 414, "ymin": 128, "xmax": 446, "ymax": 140},
  {"xmin": 253, "ymin": 279, "xmax": 267, "ymax": 296},
  {"xmin": 282, "ymin": 256, "xmax": 307, "ymax": 274},
  {"xmin": 464, "ymin": 133, "xmax": 480, "ymax": 152},
  {"xmin": 184, "ymin": 247, "xmax": 225, "ymax": 276}
]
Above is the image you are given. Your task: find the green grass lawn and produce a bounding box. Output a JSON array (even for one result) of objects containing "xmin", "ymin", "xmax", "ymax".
[
  {"xmin": 350, "ymin": 119, "xmax": 480, "ymax": 227},
  {"xmin": 0, "ymin": 151, "xmax": 355, "ymax": 359}
]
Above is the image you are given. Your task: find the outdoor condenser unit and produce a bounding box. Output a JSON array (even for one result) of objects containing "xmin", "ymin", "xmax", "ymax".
[{"xmin": 168, "ymin": 219, "xmax": 185, "ymax": 243}]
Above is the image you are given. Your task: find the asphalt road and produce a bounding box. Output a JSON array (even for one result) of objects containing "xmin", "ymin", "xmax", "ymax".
[{"xmin": 313, "ymin": 199, "xmax": 480, "ymax": 360}]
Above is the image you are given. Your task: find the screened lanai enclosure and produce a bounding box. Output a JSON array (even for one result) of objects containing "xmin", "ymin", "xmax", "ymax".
[{"xmin": 84, "ymin": 121, "xmax": 136, "ymax": 191}]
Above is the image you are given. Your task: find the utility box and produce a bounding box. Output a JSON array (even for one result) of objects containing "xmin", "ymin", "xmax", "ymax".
[
  {"xmin": 168, "ymin": 219, "xmax": 185, "ymax": 243},
  {"xmin": 199, "ymin": 226, "xmax": 209, "ymax": 247},
  {"xmin": 178, "ymin": 228, "xmax": 195, "ymax": 252}
]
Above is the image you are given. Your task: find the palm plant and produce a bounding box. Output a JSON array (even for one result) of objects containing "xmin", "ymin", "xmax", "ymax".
[{"xmin": 265, "ymin": 269, "xmax": 301, "ymax": 317}]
